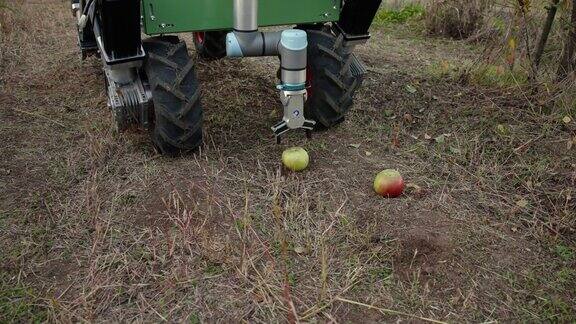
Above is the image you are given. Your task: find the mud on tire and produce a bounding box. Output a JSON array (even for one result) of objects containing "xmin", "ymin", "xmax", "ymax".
[
  {"xmin": 143, "ymin": 36, "xmax": 203, "ymax": 156},
  {"xmin": 303, "ymin": 29, "xmax": 362, "ymax": 129}
]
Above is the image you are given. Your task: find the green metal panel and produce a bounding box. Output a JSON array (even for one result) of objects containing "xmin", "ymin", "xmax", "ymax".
[{"xmin": 142, "ymin": 0, "xmax": 340, "ymax": 35}]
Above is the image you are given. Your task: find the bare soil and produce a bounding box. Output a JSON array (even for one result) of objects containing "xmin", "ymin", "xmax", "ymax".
[{"xmin": 1, "ymin": 1, "xmax": 574, "ymax": 322}]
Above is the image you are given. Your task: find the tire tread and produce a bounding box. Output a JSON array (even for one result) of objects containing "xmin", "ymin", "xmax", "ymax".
[
  {"xmin": 143, "ymin": 36, "xmax": 203, "ymax": 156},
  {"xmin": 304, "ymin": 30, "xmax": 361, "ymax": 128}
]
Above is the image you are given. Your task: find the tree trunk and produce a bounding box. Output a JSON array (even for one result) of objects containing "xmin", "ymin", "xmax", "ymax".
[
  {"xmin": 533, "ymin": 0, "xmax": 560, "ymax": 70},
  {"xmin": 557, "ymin": 0, "xmax": 576, "ymax": 81}
]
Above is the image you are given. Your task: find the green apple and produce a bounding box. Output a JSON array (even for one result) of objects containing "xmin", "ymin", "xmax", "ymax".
[{"xmin": 282, "ymin": 147, "xmax": 309, "ymax": 172}]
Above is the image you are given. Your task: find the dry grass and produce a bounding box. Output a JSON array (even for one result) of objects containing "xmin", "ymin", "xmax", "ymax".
[
  {"xmin": 425, "ymin": 0, "xmax": 492, "ymax": 39},
  {"xmin": 420, "ymin": 0, "xmax": 576, "ymax": 84},
  {"xmin": 1, "ymin": 0, "xmax": 575, "ymax": 322}
]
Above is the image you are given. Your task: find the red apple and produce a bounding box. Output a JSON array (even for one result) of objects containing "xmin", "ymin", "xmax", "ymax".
[{"xmin": 373, "ymin": 169, "xmax": 405, "ymax": 198}]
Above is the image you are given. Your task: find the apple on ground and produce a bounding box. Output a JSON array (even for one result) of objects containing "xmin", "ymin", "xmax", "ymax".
[
  {"xmin": 282, "ymin": 147, "xmax": 309, "ymax": 172},
  {"xmin": 374, "ymin": 169, "xmax": 405, "ymax": 198}
]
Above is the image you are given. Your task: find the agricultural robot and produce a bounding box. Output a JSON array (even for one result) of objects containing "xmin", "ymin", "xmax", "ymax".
[{"xmin": 71, "ymin": 0, "xmax": 382, "ymax": 155}]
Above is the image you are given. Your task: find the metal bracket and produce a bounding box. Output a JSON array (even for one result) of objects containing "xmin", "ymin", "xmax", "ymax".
[
  {"xmin": 333, "ymin": 23, "xmax": 371, "ymax": 47},
  {"xmin": 96, "ymin": 36, "xmax": 146, "ymax": 66},
  {"xmin": 105, "ymin": 68, "xmax": 152, "ymax": 131}
]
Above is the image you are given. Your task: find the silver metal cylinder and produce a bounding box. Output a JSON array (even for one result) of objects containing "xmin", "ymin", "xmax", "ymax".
[
  {"xmin": 233, "ymin": 0, "xmax": 258, "ymax": 31},
  {"xmin": 281, "ymin": 69, "xmax": 306, "ymax": 85},
  {"xmin": 279, "ymin": 47, "xmax": 306, "ymax": 69},
  {"xmin": 279, "ymin": 41, "xmax": 307, "ymax": 86}
]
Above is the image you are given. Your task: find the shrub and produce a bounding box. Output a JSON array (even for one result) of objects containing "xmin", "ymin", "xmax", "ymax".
[
  {"xmin": 425, "ymin": 0, "xmax": 491, "ymax": 39},
  {"xmin": 470, "ymin": 64, "xmax": 528, "ymax": 87},
  {"xmin": 375, "ymin": 4, "xmax": 425, "ymax": 25}
]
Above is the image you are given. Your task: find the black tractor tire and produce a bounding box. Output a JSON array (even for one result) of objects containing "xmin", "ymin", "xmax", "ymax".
[
  {"xmin": 302, "ymin": 29, "xmax": 361, "ymax": 129},
  {"xmin": 193, "ymin": 31, "xmax": 229, "ymax": 60},
  {"xmin": 143, "ymin": 36, "xmax": 203, "ymax": 156}
]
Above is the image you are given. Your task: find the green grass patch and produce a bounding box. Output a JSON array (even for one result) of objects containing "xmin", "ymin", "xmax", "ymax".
[
  {"xmin": 369, "ymin": 267, "xmax": 393, "ymax": 283},
  {"xmin": 374, "ymin": 4, "xmax": 425, "ymax": 25},
  {"xmin": 554, "ymin": 245, "xmax": 574, "ymax": 262},
  {"xmin": 471, "ymin": 65, "xmax": 528, "ymax": 88},
  {"xmin": 555, "ymin": 268, "xmax": 575, "ymax": 287},
  {"xmin": 535, "ymin": 297, "xmax": 574, "ymax": 322},
  {"xmin": 204, "ymin": 262, "xmax": 224, "ymax": 276},
  {"xmin": 426, "ymin": 60, "xmax": 466, "ymax": 79},
  {"xmin": 0, "ymin": 275, "xmax": 47, "ymax": 323},
  {"xmin": 0, "ymin": 0, "xmax": 10, "ymax": 10}
]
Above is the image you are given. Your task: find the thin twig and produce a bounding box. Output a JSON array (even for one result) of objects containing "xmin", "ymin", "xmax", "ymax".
[
  {"xmin": 513, "ymin": 133, "xmax": 546, "ymax": 153},
  {"xmin": 335, "ymin": 297, "xmax": 448, "ymax": 324}
]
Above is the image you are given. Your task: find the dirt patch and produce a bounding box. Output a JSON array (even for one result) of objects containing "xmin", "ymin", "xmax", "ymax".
[{"xmin": 394, "ymin": 228, "xmax": 452, "ymax": 280}]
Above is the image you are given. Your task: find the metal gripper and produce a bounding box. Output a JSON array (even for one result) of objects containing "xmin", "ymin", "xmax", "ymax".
[{"xmin": 271, "ymin": 89, "xmax": 316, "ymax": 143}]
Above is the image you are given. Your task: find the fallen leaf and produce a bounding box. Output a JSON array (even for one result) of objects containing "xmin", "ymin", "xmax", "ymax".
[
  {"xmin": 293, "ymin": 246, "xmax": 306, "ymax": 254},
  {"xmin": 449, "ymin": 146, "xmax": 461, "ymax": 154},
  {"xmin": 441, "ymin": 60, "xmax": 450, "ymax": 71},
  {"xmin": 424, "ymin": 134, "xmax": 432, "ymax": 140},
  {"xmin": 365, "ymin": 151, "xmax": 372, "ymax": 156},
  {"xmin": 435, "ymin": 134, "xmax": 446, "ymax": 144},
  {"xmin": 507, "ymin": 37, "xmax": 517, "ymax": 66},
  {"xmin": 508, "ymin": 37, "xmax": 517, "ymax": 51},
  {"xmin": 496, "ymin": 124, "xmax": 508, "ymax": 135},
  {"xmin": 405, "ymin": 183, "xmax": 424, "ymax": 197},
  {"xmin": 348, "ymin": 143, "xmax": 361, "ymax": 149},
  {"xmin": 516, "ymin": 199, "xmax": 529, "ymax": 208},
  {"xmin": 406, "ymin": 84, "xmax": 417, "ymax": 94},
  {"xmin": 403, "ymin": 113, "xmax": 414, "ymax": 123},
  {"xmin": 252, "ymin": 293, "xmax": 265, "ymax": 302},
  {"xmin": 563, "ymin": 116, "xmax": 572, "ymax": 124}
]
